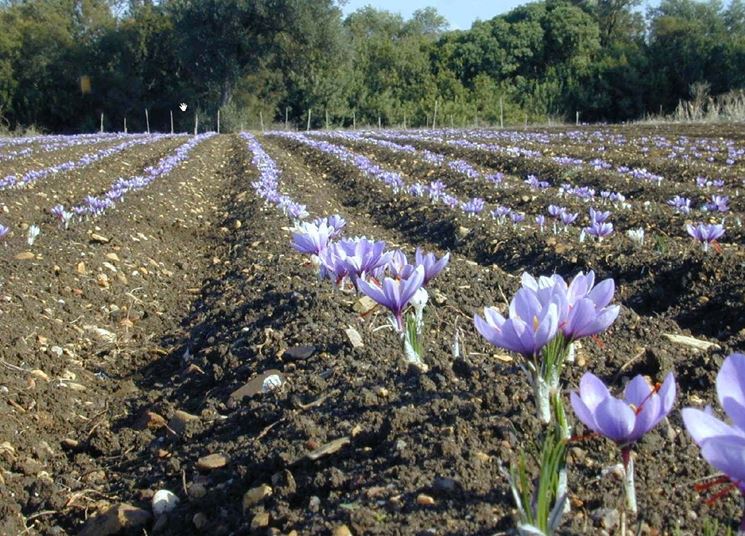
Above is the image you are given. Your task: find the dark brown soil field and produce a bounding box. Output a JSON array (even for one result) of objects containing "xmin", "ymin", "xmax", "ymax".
[{"xmin": 0, "ymin": 126, "xmax": 743, "ymax": 535}]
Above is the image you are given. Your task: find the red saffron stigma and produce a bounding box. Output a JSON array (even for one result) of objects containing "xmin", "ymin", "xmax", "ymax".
[
  {"xmin": 704, "ymin": 483, "xmax": 737, "ymax": 506},
  {"xmin": 591, "ymin": 335, "xmax": 605, "ymax": 349},
  {"xmin": 693, "ymin": 475, "xmax": 731, "ymax": 493},
  {"xmin": 712, "ymin": 241, "xmax": 723, "ymax": 254}
]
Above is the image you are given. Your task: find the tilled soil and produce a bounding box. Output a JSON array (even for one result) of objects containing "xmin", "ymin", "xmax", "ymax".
[{"xmin": 0, "ymin": 128, "xmax": 743, "ymax": 535}]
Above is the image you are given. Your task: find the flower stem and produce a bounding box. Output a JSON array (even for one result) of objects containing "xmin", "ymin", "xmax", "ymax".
[{"xmin": 622, "ymin": 448, "xmax": 637, "ymax": 515}]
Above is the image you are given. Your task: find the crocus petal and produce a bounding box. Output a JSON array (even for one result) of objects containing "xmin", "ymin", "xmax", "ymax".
[
  {"xmin": 357, "ymin": 279, "xmax": 387, "ymax": 309},
  {"xmin": 474, "ymin": 313, "xmax": 499, "ymax": 345},
  {"xmin": 718, "ymin": 353, "xmax": 745, "ymax": 430},
  {"xmin": 400, "ymin": 266, "xmax": 425, "ymax": 307},
  {"xmin": 511, "ymin": 288, "xmax": 542, "ymax": 323},
  {"xmin": 629, "ymin": 395, "xmax": 661, "ymax": 442},
  {"xmin": 658, "ymin": 372, "xmax": 677, "ymax": 416},
  {"xmin": 503, "ymin": 317, "xmax": 534, "ymax": 356},
  {"xmin": 483, "ymin": 306, "xmax": 506, "ymax": 328},
  {"xmin": 595, "ymin": 397, "xmax": 636, "ymax": 443},
  {"xmin": 534, "ymin": 302, "xmax": 559, "ymax": 349},
  {"xmin": 578, "ymin": 372, "xmax": 611, "ymax": 412},
  {"xmin": 681, "ymin": 408, "xmax": 744, "ymax": 446},
  {"xmin": 564, "ymin": 298, "xmax": 595, "ymax": 339},
  {"xmin": 571, "ymin": 391, "xmax": 601, "ymax": 434},
  {"xmin": 700, "ymin": 435, "xmax": 745, "ymax": 483},
  {"xmin": 624, "ymin": 374, "xmax": 652, "ymax": 408},
  {"xmin": 587, "ymin": 278, "xmax": 614, "ymax": 308}
]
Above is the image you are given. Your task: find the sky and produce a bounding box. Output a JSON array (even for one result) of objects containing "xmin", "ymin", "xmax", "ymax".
[{"xmin": 340, "ymin": 0, "xmax": 660, "ymax": 30}]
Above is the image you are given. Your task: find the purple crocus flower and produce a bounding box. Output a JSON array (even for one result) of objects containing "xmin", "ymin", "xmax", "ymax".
[
  {"xmin": 535, "ymin": 214, "xmax": 545, "ymax": 232},
  {"xmin": 522, "ymin": 271, "xmax": 620, "ymax": 341},
  {"xmin": 292, "ymin": 221, "xmax": 332, "ymax": 256},
  {"xmin": 705, "ymin": 195, "xmax": 729, "ymax": 213},
  {"xmin": 0, "ymin": 224, "xmax": 9, "ymax": 239},
  {"xmin": 571, "ymin": 371, "xmax": 676, "ymax": 445},
  {"xmin": 510, "ymin": 212, "xmax": 525, "ymax": 224},
  {"xmin": 357, "ymin": 265, "xmax": 425, "ymax": 331},
  {"xmin": 548, "ymin": 205, "xmax": 564, "ymax": 219},
  {"xmin": 589, "ymin": 208, "xmax": 611, "ymax": 224},
  {"xmin": 686, "ymin": 223, "xmax": 725, "ymax": 251},
  {"xmin": 428, "ymin": 180, "xmax": 446, "ymax": 201},
  {"xmin": 414, "ymin": 248, "xmax": 449, "ymax": 285},
  {"xmin": 491, "ymin": 205, "xmax": 512, "ymax": 222},
  {"xmin": 341, "ymin": 237, "xmax": 390, "ymax": 284},
  {"xmin": 319, "ymin": 242, "xmax": 350, "ymax": 285},
  {"xmin": 388, "ymin": 249, "xmax": 409, "ymax": 277},
  {"xmin": 585, "ymin": 221, "xmax": 614, "ymax": 240},
  {"xmin": 461, "ymin": 198, "xmax": 485, "ymax": 216},
  {"xmin": 561, "ymin": 211, "xmax": 578, "ymax": 226},
  {"xmin": 474, "ymin": 287, "xmax": 561, "ymax": 357},
  {"xmin": 313, "ymin": 214, "xmax": 346, "ymax": 237},
  {"xmin": 668, "ymin": 195, "xmax": 692, "ymax": 214},
  {"xmin": 682, "ymin": 353, "xmax": 745, "ymax": 530},
  {"xmin": 571, "ymin": 370, "xmax": 676, "ymax": 513}
]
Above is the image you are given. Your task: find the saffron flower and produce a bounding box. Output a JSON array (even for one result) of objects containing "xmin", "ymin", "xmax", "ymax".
[
  {"xmin": 292, "ymin": 220, "xmax": 332, "ymax": 256},
  {"xmin": 357, "ymin": 265, "xmax": 425, "ymax": 332},
  {"xmin": 0, "ymin": 224, "xmax": 8, "ymax": 239},
  {"xmin": 571, "ymin": 372, "xmax": 676, "ymax": 445},
  {"xmin": 589, "ymin": 208, "xmax": 611, "ymax": 224},
  {"xmin": 342, "ymin": 237, "xmax": 390, "ymax": 284},
  {"xmin": 686, "ymin": 222, "xmax": 725, "ymax": 251},
  {"xmin": 414, "ymin": 248, "xmax": 449, "ymax": 285},
  {"xmin": 584, "ymin": 221, "xmax": 614, "ymax": 240},
  {"xmin": 474, "ymin": 288, "xmax": 560, "ymax": 358},
  {"xmin": 461, "ymin": 197, "xmax": 485, "ymax": 216},
  {"xmin": 682, "ymin": 353, "xmax": 745, "ymax": 531},
  {"xmin": 571, "ymin": 371, "xmax": 676, "ymax": 513},
  {"xmin": 521, "ymin": 271, "xmax": 620, "ymax": 342},
  {"xmin": 535, "ymin": 215, "xmax": 545, "ymax": 232}
]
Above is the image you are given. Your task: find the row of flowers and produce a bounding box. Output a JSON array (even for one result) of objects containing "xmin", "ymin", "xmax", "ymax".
[
  {"xmin": 0, "ymin": 132, "xmax": 147, "ymax": 162},
  {"xmin": 0, "ymin": 133, "xmax": 185, "ymax": 191},
  {"xmin": 248, "ymin": 131, "xmax": 743, "ymax": 533},
  {"xmin": 277, "ymin": 131, "xmax": 727, "ymax": 250}
]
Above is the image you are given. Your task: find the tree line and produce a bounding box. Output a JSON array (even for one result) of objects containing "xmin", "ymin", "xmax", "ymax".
[{"xmin": 0, "ymin": 0, "xmax": 744, "ymax": 132}]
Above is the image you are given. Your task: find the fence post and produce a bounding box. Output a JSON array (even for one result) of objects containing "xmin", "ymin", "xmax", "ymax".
[
  {"xmin": 306, "ymin": 108, "xmax": 312, "ymax": 131},
  {"xmin": 145, "ymin": 108, "xmax": 150, "ymax": 134},
  {"xmin": 124, "ymin": 117, "xmax": 127, "ymax": 134},
  {"xmin": 500, "ymin": 96, "xmax": 504, "ymax": 129},
  {"xmin": 170, "ymin": 110, "xmax": 174, "ymax": 134},
  {"xmin": 100, "ymin": 113, "xmax": 104, "ymax": 133}
]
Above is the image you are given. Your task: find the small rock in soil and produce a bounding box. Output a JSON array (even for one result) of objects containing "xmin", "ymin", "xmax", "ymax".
[
  {"xmin": 250, "ymin": 511, "xmax": 270, "ymax": 531},
  {"xmin": 168, "ymin": 410, "xmax": 200, "ymax": 436},
  {"xmin": 416, "ymin": 493, "xmax": 436, "ymax": 506},
  {"xmin": 193, "ymin": 512, "xmax": 209, "ymax": 530},
  {"xmin": 333, "ymin": 525, "xmax": 353, "ymax": 536},
  {"xmin": 308, "ymin": 496, "xmax": 321, "ymax": 513},
  {"xmin": 90, "ymin": 233, "xmax": 110, "ymax": 243},
  {"xmin": 243, "ymin": 484, "xmax": 273, "ymax": 511},
  {"xmin": 152, "ymin": 489, "xmax": 179, "ymax": 516},
  {"xmin": 188, "ymin": 483, "xmax": 207, "ymax": 499},
  {"xmin": 79, "ymin": 503, "xmax": 151, "ymax": 536},
  {"xmin": 432, "ymin": 477, "xmax": 460, "ymax": 496},
  {"xmin": 284, "ymin": 345, "xmax": 316, "ymax": 361},
  {"xmin": 196, "ymin": 453, "xmax": 230, "ymax": 471},
  {"xmin": 230, "ymin": 369, "xmax": 285, "ymax": 401},
  {"xmin": 271, "ymin": 469, "xmax": 296, "ymax": 497},
  {"xmin": 344, "ymin": 327, "xmax": 364, "ymax": 349}
]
